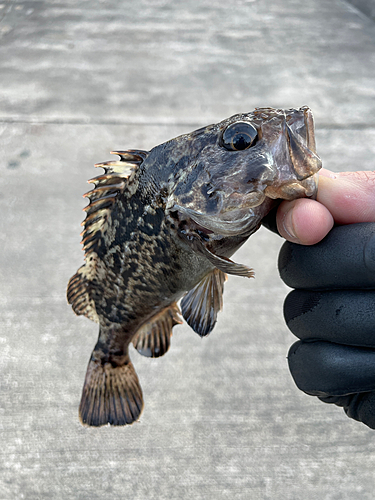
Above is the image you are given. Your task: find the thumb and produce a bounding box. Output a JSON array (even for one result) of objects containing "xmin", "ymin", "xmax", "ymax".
[{"xmin": 317, "ymin": 170, "xmax": 375, "ymax": 225}]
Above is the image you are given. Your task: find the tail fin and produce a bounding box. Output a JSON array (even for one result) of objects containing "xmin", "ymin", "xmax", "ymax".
[{"xmin": 79, "ymin": 353, "xmax": 143, "ymax": 427}]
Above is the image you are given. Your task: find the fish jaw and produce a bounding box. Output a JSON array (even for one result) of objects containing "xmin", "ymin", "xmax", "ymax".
[{"xmin": 264, "ymin": 173, "xmax": 319, "ymax": 201}]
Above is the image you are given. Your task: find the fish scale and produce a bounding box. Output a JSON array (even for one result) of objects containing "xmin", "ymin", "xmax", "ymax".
[{"xmin": 67, "ymin": 106, "xmax": 321, "ymax": 427}]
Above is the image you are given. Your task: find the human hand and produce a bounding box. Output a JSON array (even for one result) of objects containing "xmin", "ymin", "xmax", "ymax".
[{"xmin": 275, "ymin": 169, "xmax": 375, "ymax": 429}]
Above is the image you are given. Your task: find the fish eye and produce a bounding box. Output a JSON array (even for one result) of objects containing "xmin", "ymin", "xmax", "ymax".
[{"xmin": 221, "ymin": 122, "xmax": 258, "ymax": 151}]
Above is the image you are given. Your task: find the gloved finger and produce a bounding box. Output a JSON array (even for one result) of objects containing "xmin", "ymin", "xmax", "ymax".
[
  {"xmin": 319, "ymin": 392, "xmax": 375, "ymax": 430},
  {"xmin": 284, "ymin": 289, "xmax": 375, "ymax": 347},
  {"xmin": 279, "ymin": 222, "xmax": 375, "ymax": 289},
  {"xmin": 288, "ymin": 340, "xmax": 375, "ymax": 396}
]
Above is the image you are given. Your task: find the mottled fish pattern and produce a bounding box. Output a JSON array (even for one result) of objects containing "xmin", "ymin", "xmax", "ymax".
[{"xmin": 67, "ymin": 106, "xmax": 321, "ymax": 426}]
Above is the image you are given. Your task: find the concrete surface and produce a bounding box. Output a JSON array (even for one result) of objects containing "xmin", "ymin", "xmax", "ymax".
[{"xmin": 1, "ymin": 0, "xmax": 375, "ymax": 499}]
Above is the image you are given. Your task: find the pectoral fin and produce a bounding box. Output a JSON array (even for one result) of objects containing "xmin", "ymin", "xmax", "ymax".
[
  {"xmin": 195, "ymin": 239, "xmax": 254, "ymax": 278},
  {"xmin": 132, "ymin": 302, "xmax": 182, "ymax": 358},
  {"xmin": 181, "ymin": 269, "xmax": 227, "ymax": 337},
  {"xmin": 177, "ymin": 228, "xmax": 254, "ymax": 278}
]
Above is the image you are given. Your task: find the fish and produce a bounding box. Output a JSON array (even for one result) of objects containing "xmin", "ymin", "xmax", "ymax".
[{"xmin": 67, "ymin": 106, "xmax": 321, "ymax": 427}]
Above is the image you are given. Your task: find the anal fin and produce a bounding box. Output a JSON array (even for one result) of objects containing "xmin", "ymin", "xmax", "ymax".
[
  {"xmin": 79, "ymin": 352, "xmax": 143, "ymax": 427},
  {"xmin": 181, "ymin": 269, "xmax": 227, "ymax": 337},
  {"xmin": 132, "ymin": 302, "xmax": 182, "ymax": 358}
]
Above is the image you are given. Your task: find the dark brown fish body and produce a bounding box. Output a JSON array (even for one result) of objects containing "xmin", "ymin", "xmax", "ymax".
[{"xmin": 67, "ymin": 106, "xmax": 321, "ymax": 426}]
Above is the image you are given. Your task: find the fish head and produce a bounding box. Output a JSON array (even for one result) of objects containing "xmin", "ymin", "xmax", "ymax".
[{"xmin": 168, "ymin": 106, "xmax": 322, "ymax": 236}]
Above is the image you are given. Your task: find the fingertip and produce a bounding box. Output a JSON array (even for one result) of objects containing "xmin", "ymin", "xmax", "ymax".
[
  {"xmin": 292, "ymin": 199, "xmax": 334, "ymax": 245},
  {"xmin": 317, "ymin": 172, "xmax": 375, "ymax": 224},
  {"xmin": 277, "ymin": 199, "xmax": 334, "ymax": 245},
  {"xmin": 317, "ymin": 168, "xmax": 337, "ymax": 179}
]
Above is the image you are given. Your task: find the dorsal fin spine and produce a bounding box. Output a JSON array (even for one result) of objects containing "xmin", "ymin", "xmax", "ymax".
[
  {"xmin": 85, "ymin": 185, "xmax": 125, "ymax": 203},
  {"xmin": 87, "ymin": 181, "xmax": 126, "ymax": 192},
  {"xmin": 110, "ymin": 150, "xmax": 148, "ymax": 162},
  {"xmin": 82, "ymin": 208, "xmax": 108, "ymax": 227},
  {"xmin": 94, "ymin": 160, "xmax": 139, "ymax": 175},
  {"xmin": 83, "ymin": 196, "xmax": 117, "ymax": 216},
  {"xmin": 81, "ymin": 233, "xmax": 99, "ymax": 247},
  {"xmin": 81, "ymin": 220, "xmax": 106, "ymax": 239},
  {"xmin": 79, "ymin": 150, "xmax": 147, "ymax": 258}
]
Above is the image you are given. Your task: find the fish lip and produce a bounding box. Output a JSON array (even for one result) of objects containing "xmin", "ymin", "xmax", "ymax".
[
  {"xmin": 309, "ymin": 173, "xmax": 319, "ymax": 200},
  {"xmin": 265, "ymin": 173, "xmax": 319, "ymax": 200}
]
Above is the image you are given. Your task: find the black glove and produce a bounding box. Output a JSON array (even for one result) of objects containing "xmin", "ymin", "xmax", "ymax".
[{"xmin": 278, "ymin": 222, "xmax": 375, "ymax": 429}]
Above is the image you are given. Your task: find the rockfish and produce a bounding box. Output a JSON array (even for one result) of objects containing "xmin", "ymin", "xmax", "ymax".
[{"xmin": 67, "ymin": 106, "xmax": 321, "ymax": 426}]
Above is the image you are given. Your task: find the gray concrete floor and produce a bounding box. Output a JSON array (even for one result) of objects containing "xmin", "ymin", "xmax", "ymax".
[{"xmin": 1, "ymin": 0, "xmax": 375, "ymax": 498}]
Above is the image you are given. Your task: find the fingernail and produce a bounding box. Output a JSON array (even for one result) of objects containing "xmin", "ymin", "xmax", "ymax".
[{"xmin": 282, "ymin": 208, "xmax": 297, "ymax": 240}]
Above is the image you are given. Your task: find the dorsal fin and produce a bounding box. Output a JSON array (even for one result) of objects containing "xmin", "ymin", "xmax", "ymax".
[
  {"xmin": 81, "ymin": 149, "xmax": 147, "ymax": 256},
  {"xmin": 67, "ymin": 150, "xmax": 148, "ymax": 321}
]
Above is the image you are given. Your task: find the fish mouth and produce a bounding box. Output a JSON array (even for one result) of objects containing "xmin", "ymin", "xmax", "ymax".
[
  {"xmin": 270, "ymin": 174, "xmax": 319, "ymax": 200},
  {"xmin": 285, "ymin": 106, "xmax": 321, "ymax": 181},
  {"xmin": 265, "ymin": 106, "xmax": 322, "ymax": 201}
]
